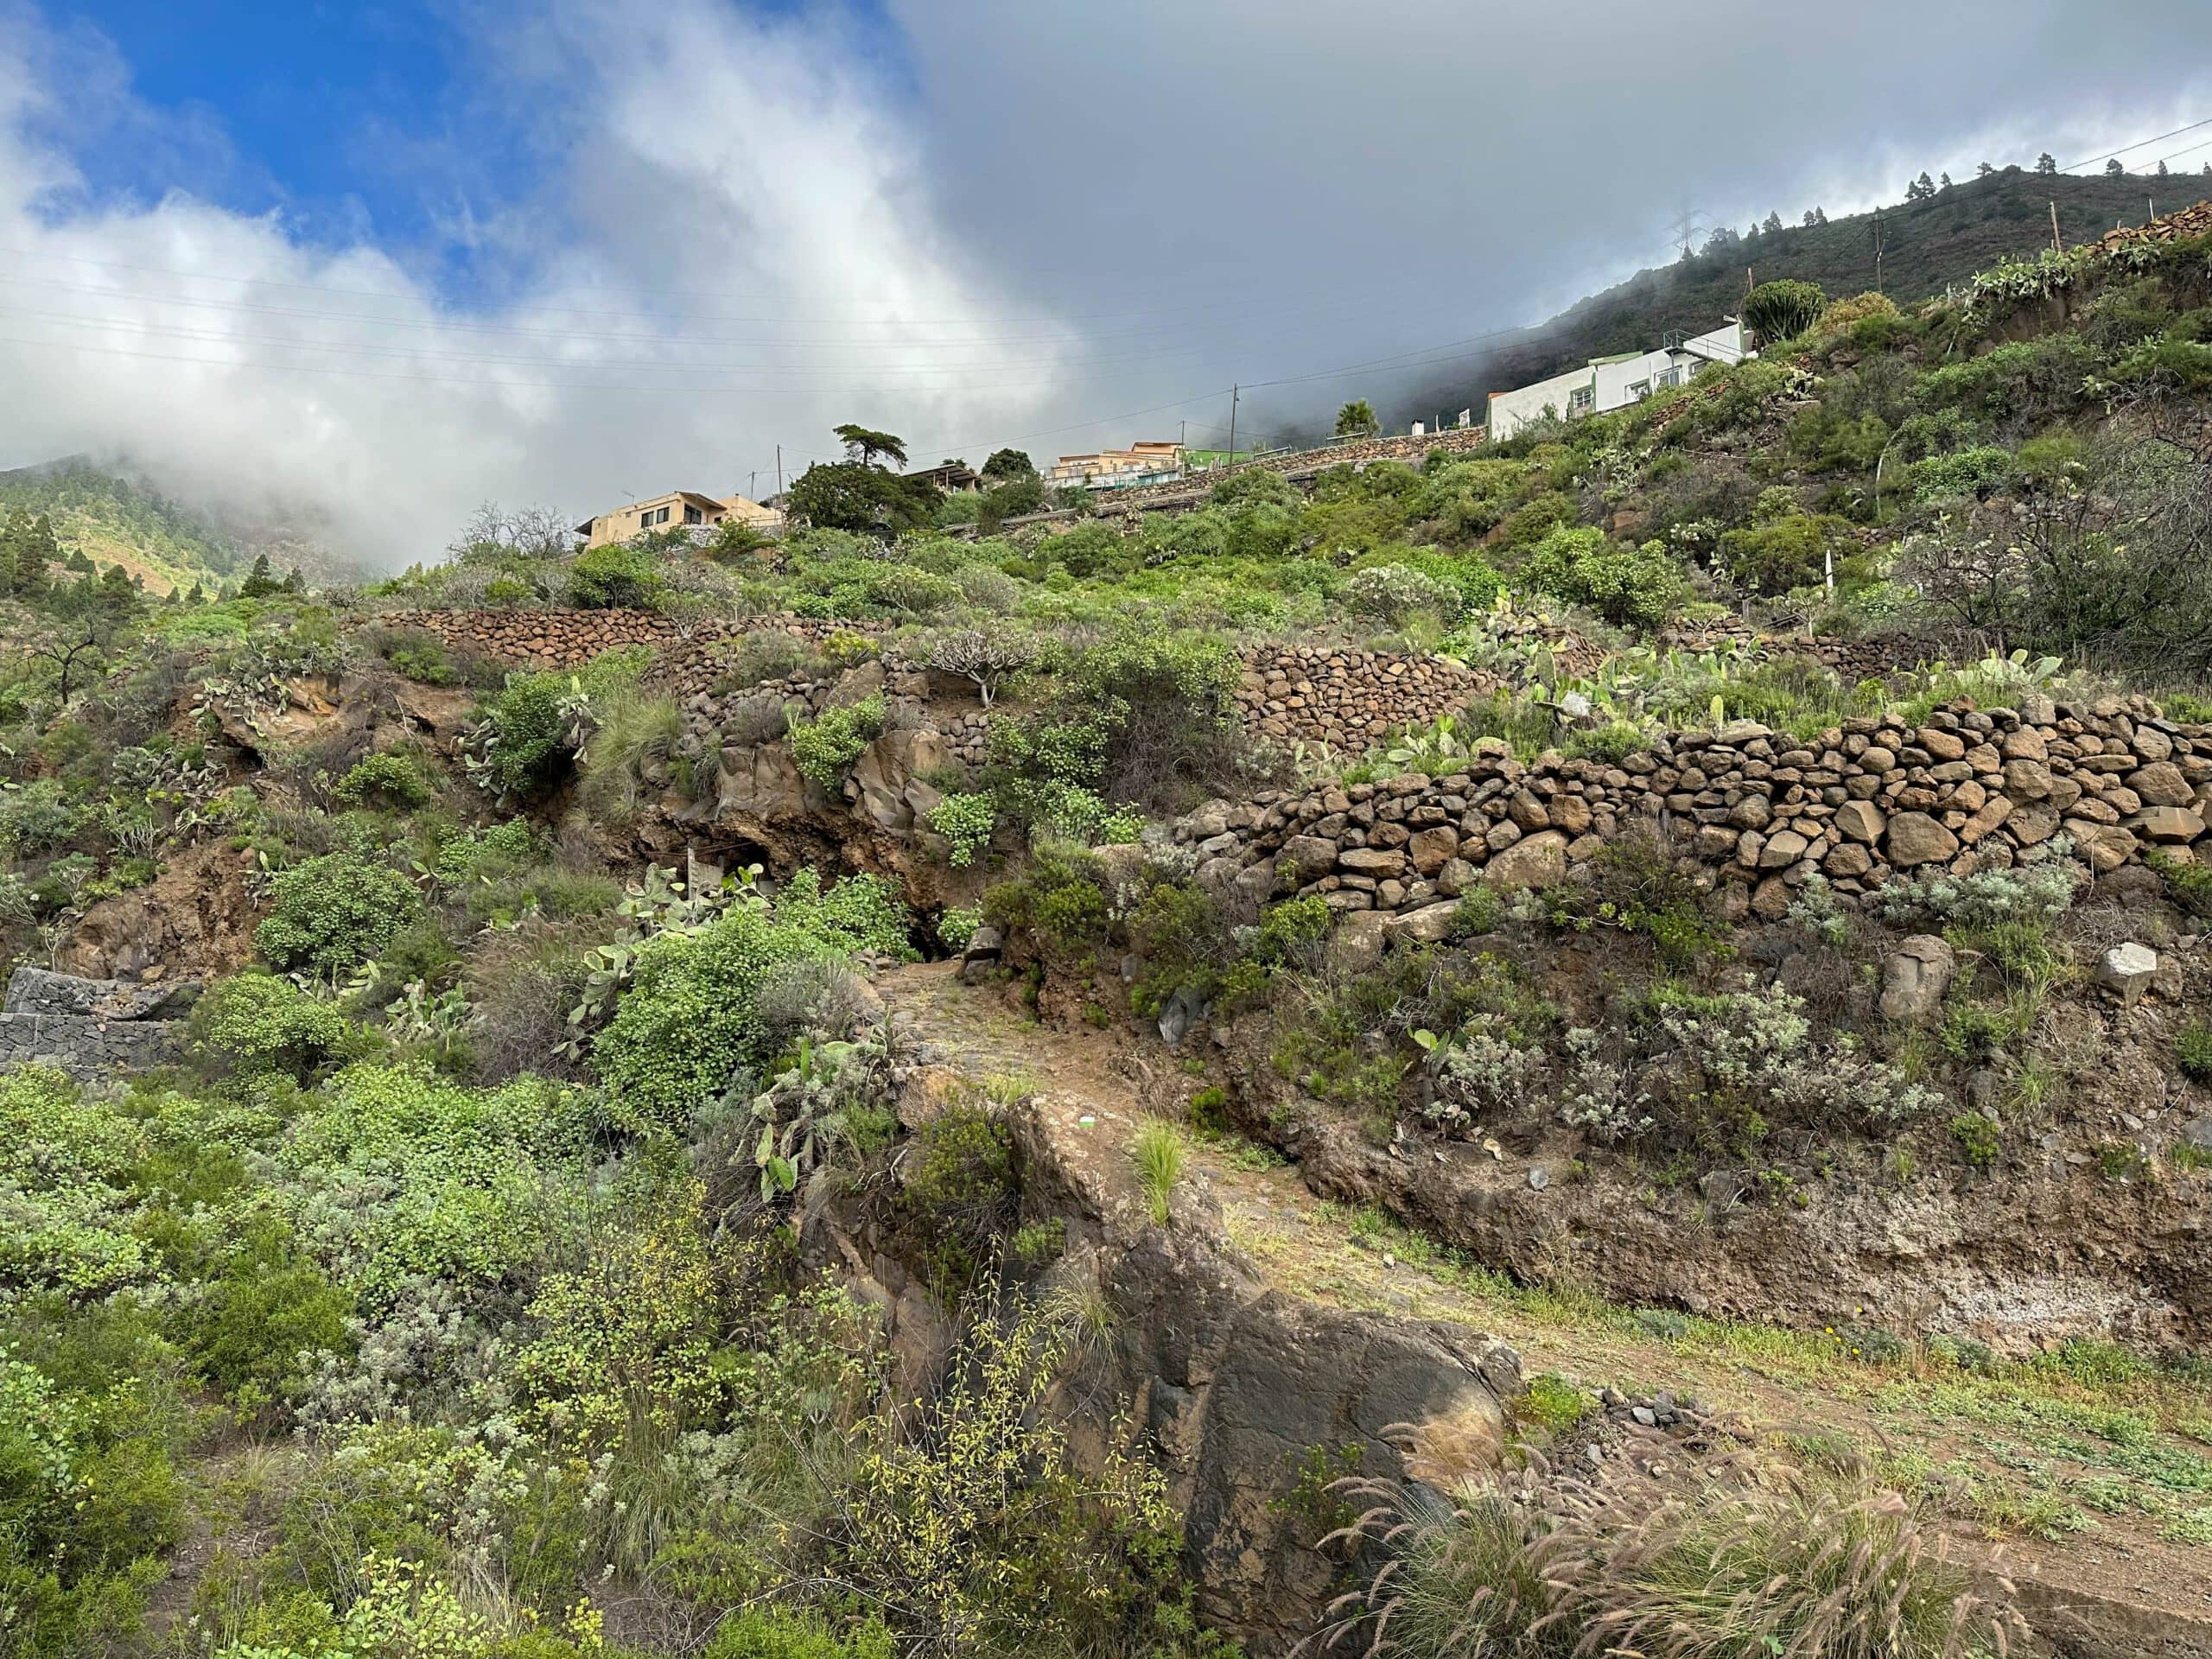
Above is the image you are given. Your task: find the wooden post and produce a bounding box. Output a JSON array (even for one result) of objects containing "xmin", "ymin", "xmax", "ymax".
[{"xmin": 2050, "ymin": 200, "xmax": 2064, "ymax": 253}]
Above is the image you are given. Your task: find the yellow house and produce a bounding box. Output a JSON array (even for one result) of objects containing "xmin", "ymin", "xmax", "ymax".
[
  {"xmin": 1040, "ymin": 441, "xmax": 1185, "ymax": 489},
  {"xmin": 573, "ymin": 490, "xmax": 783, "ymax": 549}
]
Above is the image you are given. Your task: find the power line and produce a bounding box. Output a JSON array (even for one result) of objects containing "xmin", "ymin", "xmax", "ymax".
[{"xmin": 2060, "ymin": 115, "xmax": 2212, "ymax": 173}]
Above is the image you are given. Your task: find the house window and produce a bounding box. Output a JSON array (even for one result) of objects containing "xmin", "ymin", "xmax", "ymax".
[
  {"xmin": 1658, "ymin": 367, "xmax": 1681, "ymax": 388},
  {"xmin": 1626, "ymin": 379, "xmax": 1651, "ymax": 402},
  {"xmin": 1567, "ymin": 385, "xmax": 1594, "ymax": 413},
  {"xmin": 642, "ymin": 505, "xmax": 668, "ymax": 527},
  {"xmin": 683, "ymin": 505, "xmax": 702, "ymax": 524}
]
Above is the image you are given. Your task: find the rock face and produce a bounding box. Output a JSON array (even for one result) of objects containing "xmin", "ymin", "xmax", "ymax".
[
  {"xmin": 0, "ymin": 967, "xmax": 196, "ymax": 1077},
  {"xmin": 805, "ymin": 1019, "xmax": 1521, "ymax": 1657},
  {"xmin": 1878, "ymin": 936, "xmax": 1956, "ymax": 1020}
]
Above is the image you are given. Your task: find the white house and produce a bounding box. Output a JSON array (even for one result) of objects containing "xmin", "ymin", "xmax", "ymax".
[{"xmin": 1484, "ymin": 321, "xmax": 1750, "ymax": 442}]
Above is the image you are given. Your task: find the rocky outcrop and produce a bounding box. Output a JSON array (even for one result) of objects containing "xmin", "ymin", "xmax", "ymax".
[
  {"xmin": 811, "ymin": 972, "xmax": 1522, "ymax": 1656},
  {"xmin": 1176, "ymin": 695, "xmax": 2212, "ymax": 918},
  {"xmin": 0, "ymin": 967, "xmax": 196, "ymax": 1078}
]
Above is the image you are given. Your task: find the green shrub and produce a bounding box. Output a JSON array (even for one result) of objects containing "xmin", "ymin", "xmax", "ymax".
[
  {"xmin": 567, "ymin": 541, "xmax": 665, "ymax": 609},
  {"xmin": 704, "ymin": 1609, "xmax": 896, "ymax": 1659},
  {"xmin": 1519, "ymin": 526, "xmax": 1687, "ymax": 629},
  {"xmin": 192, "ymin": 973, "xmax": 353, "ymax": 1079},
  {"xmin": 900, "ymin": 1100, "xmax": 1020, "ymax": 1294},
  {"xmin": 1950, "ymin": 1111, "xmax": 2002, "ymax": 1168},
  {"xmin": 333, "ymin": 747, "xmax": 435, "ymax": 810},
  {"xmin": 179, "ymin": 1218, "xmax": 353, "ymax": 1411},
  {"xmin": 471, "ymin": 646, "xmax": 648, "ymax": 798},
  {"xmin": 594, "ymin": 873, "xmax": 911, "ymax": 1130},
  {"xmin": 2151, "ymin": 850, "xmax": 2212, "ymax": 920},
  {"xmin": 926, "ymin": 791, "xmax": 996, "ymax": 867},
  {"xmin": 2177, "ymin": 1024, "xmax": 2212, "ymax": 1084},
  {"xmin": 253, "ymin": 854, "xmax": 423, "ymax": 976},
  {"xmin": 788, "ymin": 693, "xmax": 887, "ymax": 790}
]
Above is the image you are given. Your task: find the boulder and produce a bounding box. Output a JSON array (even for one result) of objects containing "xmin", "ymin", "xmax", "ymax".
[
  {"xmin": 2096, "ymin": 942, "xmax": 2158, "ymax": 1007},
  {"xmin": 2127, "ymin": 761, "xmax": 2195, "ymax": 808},
  {"xmin": 2133, "ymin": 805, "xmax": 2207, "ymax": 844},
  {"xmin": 1387, "ymin": 901, "xmax": 1462, "ymax": 945},
  {"xmin": 1831, "ymin": 796, "xmax": 1885, "ymax": 836},
  {"xmin": 1279, "ymin": 836, "xmax": 1340, "ymax": 887},
  {"xmin": 1483, "ymin": 830, "xmax": 1568, "ymax": 890},
  {"xmin": 1327, "ymin": 911, "xmax": 1394, "ymax": 975},
  {"xmin": 1407, "ymin": 826, "xmax": 1460, "ymax": 877},
  {"xmin": 1885, "ymin": 811, "xmax": 1958, "ymax": 868},
  {"xmin": 1338, "ymin": 846, "xmax": 1409, "ymax": 879},
  {"xmin": 1878, "ymin": 936, "xmax": 1955, "ymax": 1020}
]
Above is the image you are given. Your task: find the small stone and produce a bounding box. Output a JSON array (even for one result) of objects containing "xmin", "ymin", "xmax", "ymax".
[{"xmin": 2097, "ymin": 942, "xmax": 2158, "ymax": 1007}]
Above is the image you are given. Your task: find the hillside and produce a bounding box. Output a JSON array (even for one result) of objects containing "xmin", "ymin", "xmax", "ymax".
[
  {"xmin": 8, "ymin": 201, "xmax": 2212, "ymax": 1658},
  {"xmin": 1401, "ymin": 166, "xmax": 2190, "ymax": 417},
  {"xmin": 0, "ymin": 455, "xmax": 248, "ymax": 594}
]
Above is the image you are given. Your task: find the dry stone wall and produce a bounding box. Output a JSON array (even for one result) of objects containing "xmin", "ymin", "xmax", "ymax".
[
  {"xmin": 1173, "ymin": 694, "xmax": 2212, "ymax": 930},
  {"xmin": 378, "ymin": 609, "xmax": 1482, "ymax": 755},
  {"xmin": 0, "ymin": 967, "xmax": 194, "ymax": 1078},
  {"xmin": 378, "ymin": 607, "xmax": 890, "ymax": 672}
]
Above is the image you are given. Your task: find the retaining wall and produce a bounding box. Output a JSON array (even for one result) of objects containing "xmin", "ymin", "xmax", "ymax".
[{"xmin": 1173, "ymin": 695, "xmax": 2212, "ymax": 926}]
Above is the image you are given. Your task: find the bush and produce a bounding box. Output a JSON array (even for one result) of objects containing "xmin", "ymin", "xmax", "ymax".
[
  {"xmin": 2177, "ymin": 1024, "xmax": 2212, "ymax": 1084},
  {"xmin": 925, "ymin": 792, "xmax": 995, "ymax": 867},
  {"xmin": 333, "ymin": 748, "xmax": 435, "ymax": 810},
  {"xmin": 594, "ymin": 872, "xmax": 911, "ymax": 1129},
  {"xmin": 192, "ymin": 972, "xmax": 353, "ymax": 1079},
  {"xmin": 1873, "ymin": 850, "xmax": 2078, "ymax": 929},
  {"xmin": 1519, "ymin": 526, "xmax": 1687, "ymax": 629},
  {"xmin": 1344, "ymin": 563, "xmax": 1461, "ymax": 626},
  {"xmin": 469, "ymin": 648, "xmax": 645, "ymax": 798},
  {"xmin": 567, "ymin": 541, "xmax": 665, "ymax": 609},
  {"xmin": 788, "ymin": 693, "xmax": 887, "ymax": 791},
  {"xmin": 254, "ymin": 854, "xmax": 424, "ymax": 976},
  {"xmin": 1743, "ymin": 277, "xmax": 1826, "ymax": 346},
  {"xmin": 705, "ymin": 1609, "xmax": 895, "ymax": 1659}
]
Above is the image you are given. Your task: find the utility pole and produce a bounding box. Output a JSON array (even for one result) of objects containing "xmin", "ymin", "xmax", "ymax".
[
  {"xmin": 1872, "ymin": 207, "xmax": 1887, "ymax": 295},
  {"xmin": 2050, "ymin": 200, "xmax": 2064, "ymax": 253},
  {"xmin": 775, "ymin": 444, "xmax": 784, "ymax": 499},
  {"xmin": 1225, "ymin": 385, "xmax": 1239, "ymax": 468},
  {"xmin": 749, "ymin": 470, "xmax": 759, "ymax": 501}
]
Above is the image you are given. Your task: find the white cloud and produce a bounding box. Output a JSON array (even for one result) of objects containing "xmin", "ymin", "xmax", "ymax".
[{"xmin": 0, "ymin": 0, "xmax": 1071, "ymax": 568}]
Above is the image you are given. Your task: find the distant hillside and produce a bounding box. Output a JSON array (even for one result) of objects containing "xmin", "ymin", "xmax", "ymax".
[
  {"xmin": 1395, "ymin": 168, "xmax": 2200, "ymax": 419},
  {"xmin": 0, "ymin": 457, "xmax": 245, "ymax": 595}
]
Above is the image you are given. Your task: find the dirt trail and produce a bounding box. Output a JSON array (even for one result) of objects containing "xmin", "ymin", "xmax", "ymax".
[{"xmin": 875, "ymin": 960, "xmax": 2212, "ymax": 1649}]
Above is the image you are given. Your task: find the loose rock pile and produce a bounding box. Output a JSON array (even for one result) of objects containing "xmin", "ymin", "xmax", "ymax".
[{"xmin": 1174, "ymin": 694, "xmax": 2212, "ymax": 933}]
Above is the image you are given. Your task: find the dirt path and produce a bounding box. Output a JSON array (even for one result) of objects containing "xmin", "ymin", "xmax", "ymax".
[{"xmin": 876, "ymin": 960, "xmax": 2212, "ymax": 1640}]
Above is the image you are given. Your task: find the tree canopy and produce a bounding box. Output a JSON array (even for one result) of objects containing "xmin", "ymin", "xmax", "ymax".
[
  {"xmin": 833, "ymin": 424, "xmax": 909, "ymax": 469},
  {"xmin": 1334, "ymin": 400, "xmax": 1379, "ymax": 438}
]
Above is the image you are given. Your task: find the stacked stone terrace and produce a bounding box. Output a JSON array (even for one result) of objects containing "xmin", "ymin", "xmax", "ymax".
[{"xmin": 1173, "ymin": 694, "xmax": 2212, "ymax": 926}]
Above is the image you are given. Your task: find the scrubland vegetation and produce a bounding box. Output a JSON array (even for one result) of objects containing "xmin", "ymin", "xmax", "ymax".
[{"xmin": 4, "ymin": 206, "xmax": 2212, "ymax": 1657}]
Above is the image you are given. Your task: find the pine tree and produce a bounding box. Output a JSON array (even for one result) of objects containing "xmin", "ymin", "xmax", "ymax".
[
  {"xmin": 18, "ymin": 515, "xmax": 56, "ymax": 592},
  {"xmin": 283, "ymin": 566, "xmax": 307, "ymax": 594},
  {"xmin": 1939, "ymin": 172, "xmax": 1954, "ymax": 190},
  {"xmin": 2157, "ymin": 159, "xmax": 2170, "ymax": 177},
  {"xmin": 1977, "ymin": 161, "xmax": 1996, "ymax": 177},
  {"xmin": 1761, "ymin": 211, "xmax": 1783, "ymax": 234},
  {"xmin": 240, "ymin": 553, "xmax": 280, "ymax": 598},
  {"xmin": 2036, "ymin": 153, "xmax": 2058, "ymax": 175},
  {"xmin": 2105, "ymin": 157, "xmax": 2125, "ymax": 177}
]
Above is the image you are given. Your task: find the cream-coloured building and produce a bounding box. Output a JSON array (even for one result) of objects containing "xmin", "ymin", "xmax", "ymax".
[
  {"xmin": 1040, "ymin": 441, "xmax": 1185, "ymax": 490},
  {"xmin": 573, "ymin": 490, "xmax": 784, "ymax": 549}
]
